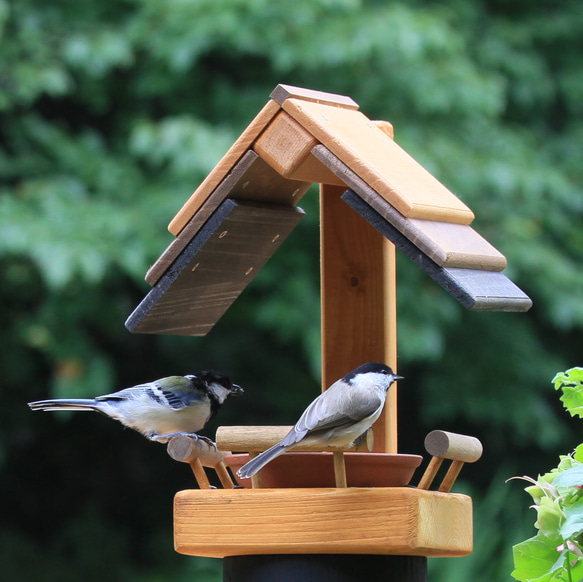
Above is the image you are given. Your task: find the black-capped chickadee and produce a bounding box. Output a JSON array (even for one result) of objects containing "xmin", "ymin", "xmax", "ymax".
[
  {"xmin": 28, "ymin": 371, "xmax": 243, "ymax": 443},
  {"xmin": 236, "ymin": 362, "xmax": 402, "ymax": 479}
]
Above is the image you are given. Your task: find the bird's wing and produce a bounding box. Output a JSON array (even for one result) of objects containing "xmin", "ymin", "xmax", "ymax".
[
  {"xmin": 281, "ymin": 380, "xmax": 383, "ymax": 446},
  {"xmin": 94, "ymin": 386, "xmax": 143, "ymax": 402},
  {"xmin": 95, "ymin": 377, "xmax": 201, "ymax": 411}
]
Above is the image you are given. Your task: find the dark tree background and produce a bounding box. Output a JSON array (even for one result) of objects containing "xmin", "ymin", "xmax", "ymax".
[{"xmin": 1, "ymin": 1, "xmax": 582, "ymax": 580}]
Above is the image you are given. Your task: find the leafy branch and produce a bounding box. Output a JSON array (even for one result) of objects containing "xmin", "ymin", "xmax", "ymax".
[{"xmin": 512, "ymin": 368, "xmax": 583, "ymax": 582}]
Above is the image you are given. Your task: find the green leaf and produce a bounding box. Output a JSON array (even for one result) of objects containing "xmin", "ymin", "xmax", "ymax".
[
  {"xmin": 560, "ymin": 502, "xmax": 583, "ymax": 539},
  {"xmin": 553, "ymin": 466, "xmax": 583, "ymax": 489},
  {"xmin": 525, "ymin": 484, "xmax": 547, "ymax": 506},
  {"xmin": 535, "ymin": 497, "xmax": 564, "ymax": 538},
  {"xmin": 568, "ymin": 559, "xmax": 583, "ymax": 581},
  {"xmin": 574, "ymin": 444, "xmax": 583, "ymax": 464},
  {"xmin": 553, "ymin": 368, "xmax": 583, "ymax": 418},
  {"xmin": 512, "ymin": 535, "xmax": 562, "ymax": 582}
]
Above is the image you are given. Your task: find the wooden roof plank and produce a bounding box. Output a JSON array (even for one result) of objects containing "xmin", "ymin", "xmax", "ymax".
[
  {"xmin": 168, "ymin": 99, "xmax": 281, "ymax": 236},
  {"xmin": 146, "ymin": 150, "xmax": 311, "ymax": 285},
  {"xmin": 283, "ymin": 98, "xmax": 475, "ymax": 225},
  {"xmin": 127, "ymin": 200, "xmax": 305, "ymax": 335},
  {"xmin": 341, "ymin": 189, "xmax": 532, "ymax": 312},
  {"xmin": 270, "ymin": 84, "xmax": 359, "ymax": 110},
  {"xmin": 313, "ymin": 145, "xmax": 506, "ymax": 271}
]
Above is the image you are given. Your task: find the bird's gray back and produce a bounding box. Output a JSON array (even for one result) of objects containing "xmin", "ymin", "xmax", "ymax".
[{"xmin": 281, "ymin": 380, "xmax": 383, "ymax": 447}]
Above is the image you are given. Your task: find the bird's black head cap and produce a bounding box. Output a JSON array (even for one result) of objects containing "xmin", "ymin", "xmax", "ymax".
[
  {"xmin": 193, "ymin": 370, "xmax": 243, "ymax": 394},
  {"xmin": 343, "ymin": 362, "xmax": 401, "ymax": 383}
]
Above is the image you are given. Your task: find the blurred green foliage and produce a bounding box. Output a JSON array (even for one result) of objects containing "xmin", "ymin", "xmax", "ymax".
[{"xmin": 1, "ymin": 0, "xmax": 582, "ymax": 580}]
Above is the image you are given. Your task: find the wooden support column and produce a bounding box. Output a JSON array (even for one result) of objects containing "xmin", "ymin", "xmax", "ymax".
[{"xmin": 320, "ymin": 184, "xmax": 398, "ymax": 453}]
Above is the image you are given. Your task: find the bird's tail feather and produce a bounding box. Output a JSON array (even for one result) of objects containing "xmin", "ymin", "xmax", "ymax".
[
  {"xmin": 236, "ymin": 443, "xmax": 289, "ymax": 479},
  {"xmin": 28, "ymin": 399, "xmax": 99, "ymax": 412}
]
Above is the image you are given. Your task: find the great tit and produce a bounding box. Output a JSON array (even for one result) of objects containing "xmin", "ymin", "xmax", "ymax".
[
  {"xmin": 28, "ymin": 371, "xmax": 243, "ymax": 443},
  {"xmin": 236, "ymin": 362, "xmax": 402, "ymax": 479}
]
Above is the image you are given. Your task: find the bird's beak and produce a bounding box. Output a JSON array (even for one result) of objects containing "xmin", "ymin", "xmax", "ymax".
[
  {"xmin": 394, "ymin": 374, "xmax": 404, "ymax": 381},
  {"xmin": 232, "ymin": 383, "xmax": 244, "ymax": 395}
]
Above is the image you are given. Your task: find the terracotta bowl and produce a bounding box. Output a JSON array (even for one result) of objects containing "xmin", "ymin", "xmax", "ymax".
[{"xmin": 224, "ymin": 452, "xmax": 423, "ymax": 488}]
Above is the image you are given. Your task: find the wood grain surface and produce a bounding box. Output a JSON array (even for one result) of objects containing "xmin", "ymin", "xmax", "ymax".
[
  {"xmin": 283, "ymin": 98, "xmax": 475, "ymax": 224},
  {"xmin": 146, "ymin": 150, "xmax": 310, "ymax": 285},
  {"xmin": 174, "ymin": 487, "xmax": 473, "ymax": 558},
  {"xmin": 168, "ymin": 99, "xmax": 281, "ymax": 235},
  {"xmin": 320, "ymin": 185, "xmax": 398, "ymax": 452},
  {"xmin": 341, "ymin": 189, "xmax": 532, "ymax": 311},
  {"xmin": 216, "ymin": 425, "xmax": 373, "ymax": 453},
  {"xmin": 270, "ymin": 84, "xmax": 359, "ymax": 110},
  {"xmin": 126, "ymin": 200, "xmax": 305, "ymax": 335},
  {"xmin": 313, "ymin": 145, "xmax": 506, "ymax": 271},
  {"xmin": 254, "ymin": 111, "xmax": 345, "ymax": 185}
]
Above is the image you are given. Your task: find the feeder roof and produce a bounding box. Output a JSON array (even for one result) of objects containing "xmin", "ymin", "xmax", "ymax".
[{"xmin": 126, "ymin": 85, "xmax": 531, "ymax": 336}]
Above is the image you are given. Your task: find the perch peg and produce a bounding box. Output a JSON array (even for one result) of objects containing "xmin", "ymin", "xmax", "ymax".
[
  {"xmin": 417, "ymin": 430, "xmax": 483, "ymax": 492},
  {"xmin": 167, "ymin": 435, "xmax": 234, "ymax": 489},
  {"xmin": 216, "ymin": 425, "xmax": 374, "ymax": 489}
]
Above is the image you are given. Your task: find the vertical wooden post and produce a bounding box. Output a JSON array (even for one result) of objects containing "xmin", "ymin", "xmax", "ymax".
[
  {"xmin": 320, "ymin": 184, "xmax": 398, "ymax": 453},
  {"xmin": 383, "ymin": 237, "xmax": 398, "ymax": 453}
]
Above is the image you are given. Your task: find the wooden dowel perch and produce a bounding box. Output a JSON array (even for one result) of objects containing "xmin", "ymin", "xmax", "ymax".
[
  {"xmin": 167, "ymin": 435, "xmax": 234, "ymax": 489},
  {"xmin": 216, "ymin": 426, "xmax": 374, "ymax": 453},
  {"xmin": 417, "ymin": 430, "xmax": 483, "ymax": 492},
  {"xmin": 217, "ymin": 426, "xmax": 374, "ymax": 489}
]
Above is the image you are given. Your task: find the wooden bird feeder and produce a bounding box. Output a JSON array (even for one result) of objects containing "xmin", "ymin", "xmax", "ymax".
[{"xmin": 126, "ymin": 85, "xmax": 531, "ymax": 581}]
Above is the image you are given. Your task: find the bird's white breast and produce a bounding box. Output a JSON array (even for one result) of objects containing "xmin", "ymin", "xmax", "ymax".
[{"xmin": 99, "ymin": 392, "xmax": 211, "ymax": 437}]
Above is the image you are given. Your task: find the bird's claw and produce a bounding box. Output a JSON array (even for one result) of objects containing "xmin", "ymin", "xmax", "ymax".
[
  {"xmin": 354, "ymin": 428, "xmax": 371, "ymax": 449},
  {"xmin": 194, "ymin": 434, "xmax": 217, "ymax": 449},
  {"xmin": 150, "ymin": 432, "xmax": 217, "ymax": 449}
]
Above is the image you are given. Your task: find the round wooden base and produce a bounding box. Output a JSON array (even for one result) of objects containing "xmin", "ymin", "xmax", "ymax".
[{"xmin": 224, "ymin": 554, "xmax": 427, "ymax": 582}]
